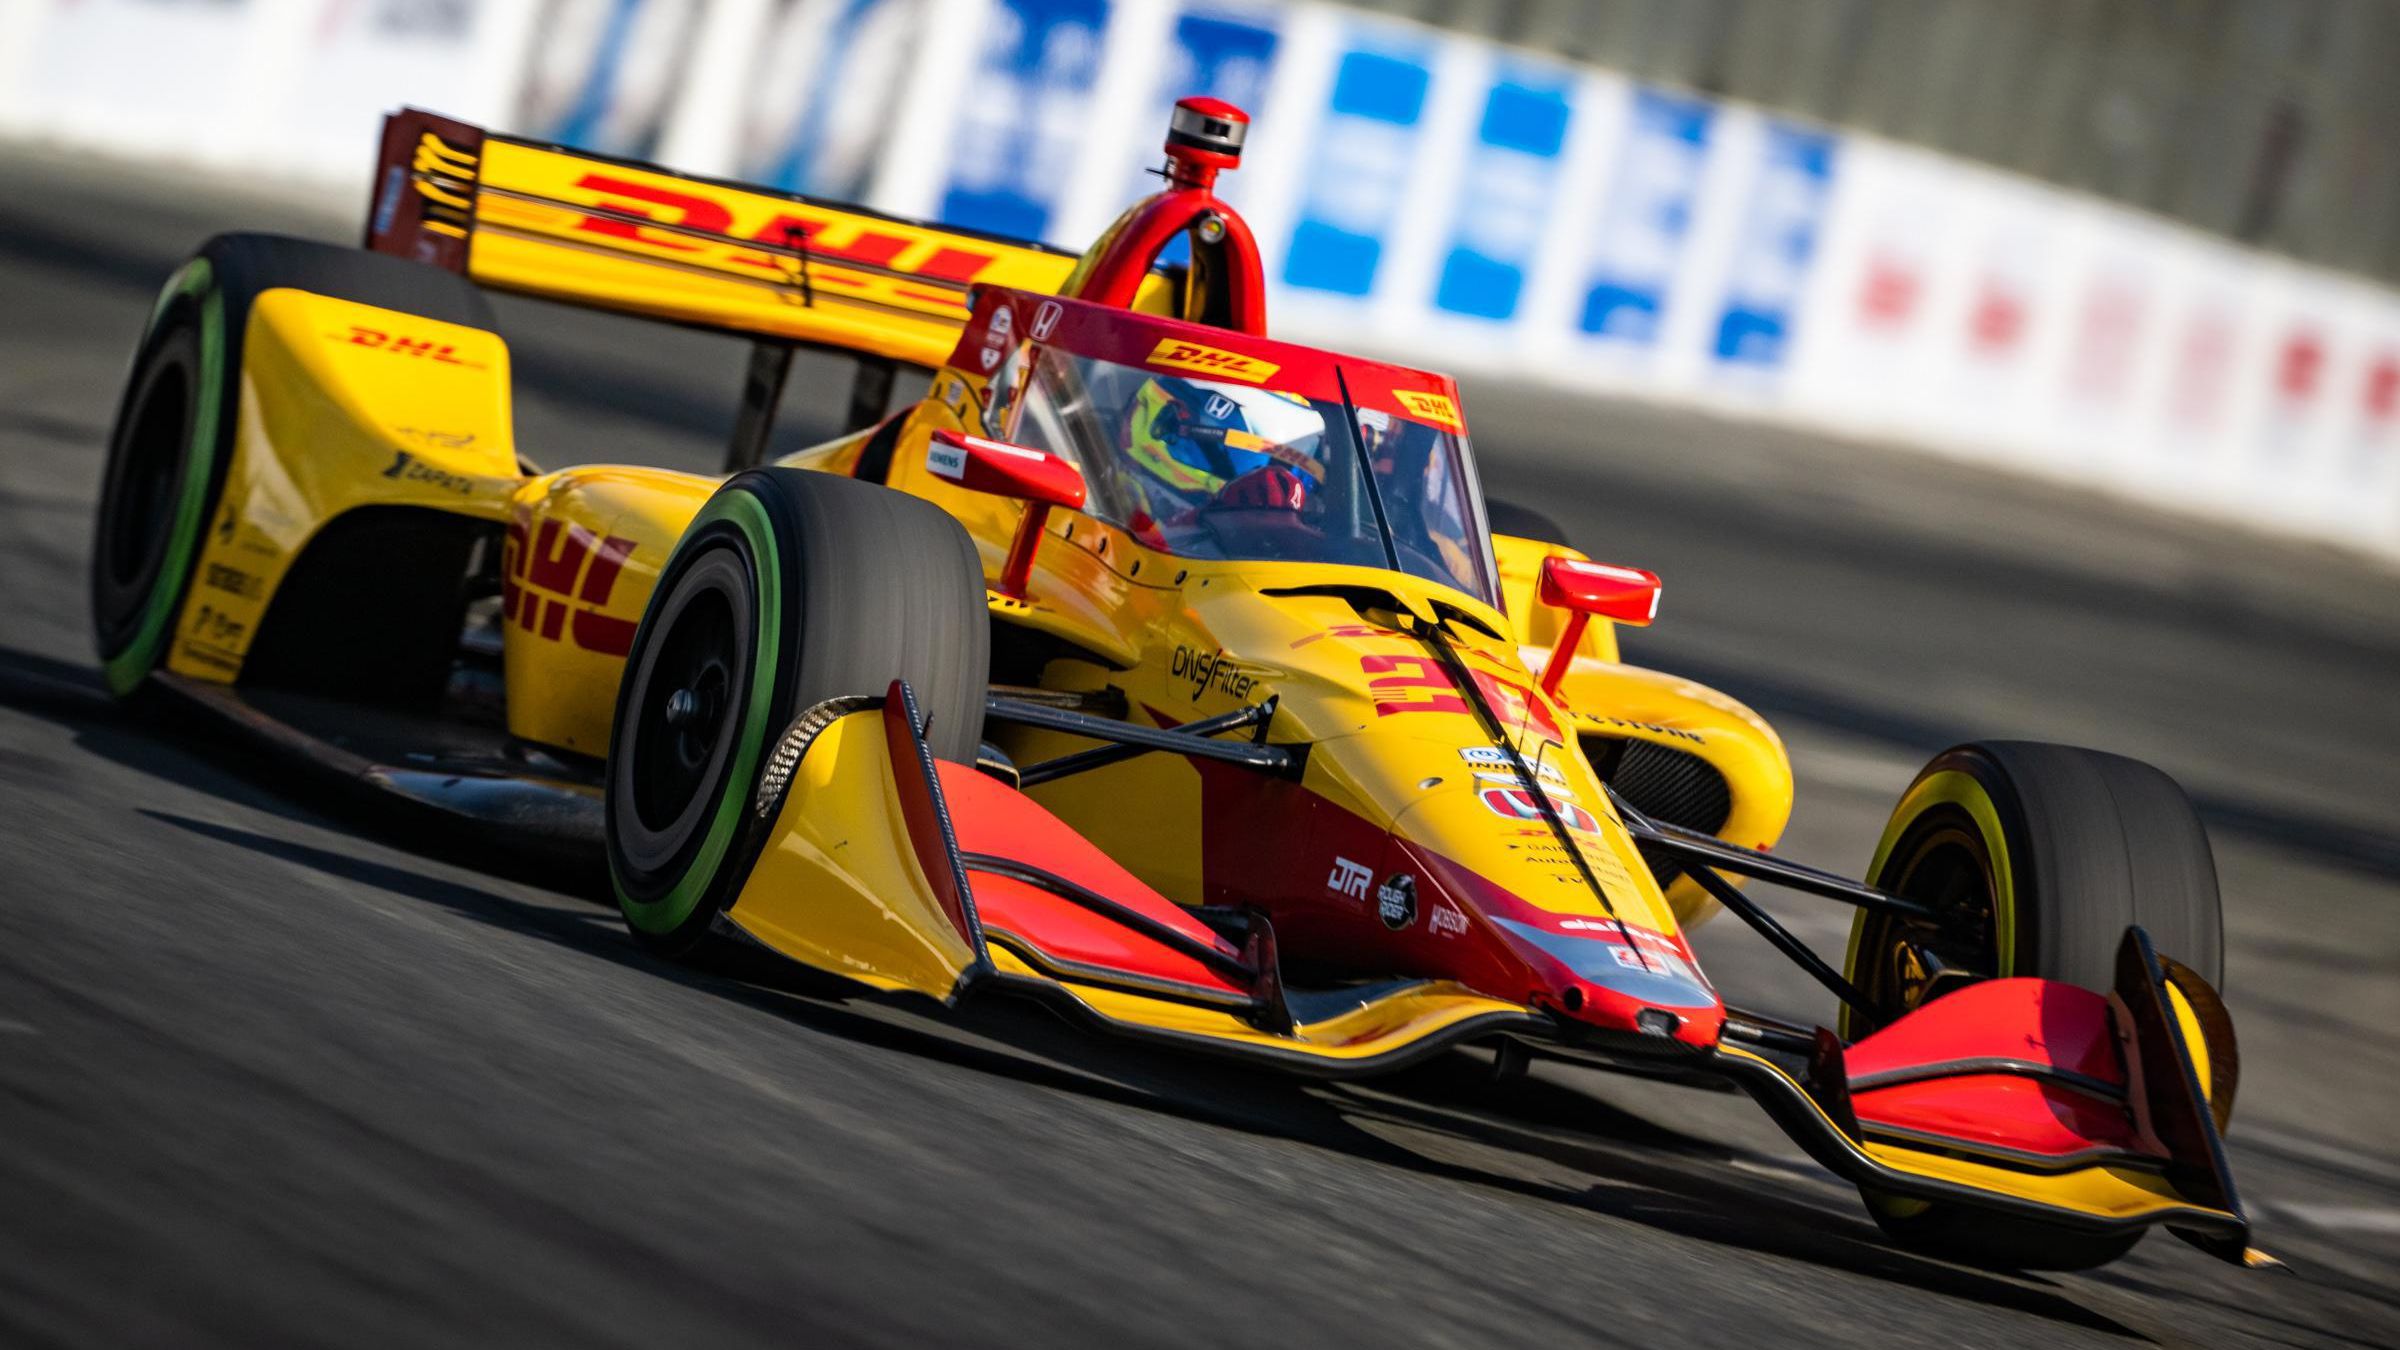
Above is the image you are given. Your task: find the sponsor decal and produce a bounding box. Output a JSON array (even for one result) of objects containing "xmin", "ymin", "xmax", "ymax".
[
  {"xmin": 333, "ymin": 325, "xmax": 484, "ymax": 369},
  {"xmin": 1327, "ymin": 856, "xmax": 1372, "ymax": 901},
  {"xmin": 380, "ymin": 450, "xmax": 475, "ymax": 494},
  {"xmin": 502, "ymin": 516, "xmax": 640, "ymax": 658},
  {"xmin": 202, "ymin": 563, "xmax": 258, "ymax": 600},
  {"xmin": 1289, "ymin": 623, "xmax": 1405, "ymax": 649},
  {"xmin": 1170, "ymin": 645, "xmax": 1258, "ymax": 703},
  {"xmin": 1428, "ymin": 901, "xmax": 1468, "ymax": 938},
  {"xmin": 1475, "ymin": 770, "xmax": 1575, "ymax": 802},
  {"xmin": 395, "ymin": 426, "xmax": 477, "ymax": 451},
  {"xmin": 926, "ymin": 444, "xmax": 968, "ymax": 480},
  {"xmin": 1031, "ymin": 299, "xmax": 1063, "ymax": 341},
  {"xmin": 1392, "ymin": 389, "xmax": 1462, "ymax": 428},
  {"xmin": 1146, "ymin": 338, "xmax": 1279, "ymax": 383},
  {"xmin": 411, "ymin": 130, "xmax": 479, "ymax": 242},
  {"xmin": 1479, "ymin": 784, "xmax": 1601, "ymax": 834},
  {"xmin": 1584, "ymin": 715, "xmax": 1706, "ymax": 746},
  {"xmin": 1458, "ymin": 747, "xmax": 1569, "ymax": 786},
  {"xmin": 1361, "ymin": 653, "xmax": 1468, "ymax": 716},
  {"xmin": 1361, "ymin": 656, "xmax": 1563, "ymax": 742},
  {"xmin": 564, "ymin": 172, "xmax": 1000, "ymax": 305},
  {"xmin": 1377, "ymin": 873, "xmax": 1418, "ymax": 930},
  {"xmin": 187, "ymin": 603, "xmax": 246, "ymax": 648}
]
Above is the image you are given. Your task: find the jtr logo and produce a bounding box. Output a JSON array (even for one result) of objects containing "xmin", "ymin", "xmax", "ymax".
[
  {"xmin": 338, "ymin": 326, "xmax": 482, "ymax": 367},
  {"xmin": 502, "ymin": 517, "xmax": 639, "ymax": 657}
]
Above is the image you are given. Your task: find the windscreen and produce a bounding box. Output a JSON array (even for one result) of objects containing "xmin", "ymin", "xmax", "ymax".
[{"xmin": 991, "ymin": 343, "xmax": 1495, "ymax": 603}]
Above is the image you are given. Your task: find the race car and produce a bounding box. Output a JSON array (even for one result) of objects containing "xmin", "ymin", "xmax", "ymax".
[{"xmin": 90, "ymin": 96, "xmax": 2260, "ymax": 1272}]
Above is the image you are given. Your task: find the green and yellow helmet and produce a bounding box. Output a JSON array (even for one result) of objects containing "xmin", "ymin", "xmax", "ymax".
[{"xmin": 1124, "ymin": 376, "xmax": 1328, "ymax": 497}]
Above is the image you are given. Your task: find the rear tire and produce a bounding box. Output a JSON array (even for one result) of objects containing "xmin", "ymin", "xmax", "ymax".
[
  {"xmin": 1845, "ymin": 740, "xmax": 2226, "ymax": 1270},
  {"xmin": 606, "ymin": 468, "xmax": 989, "ymax": 956},
  {"xmin": 90, "ymin": 234, "xmax": 494, "ymax": 696}
]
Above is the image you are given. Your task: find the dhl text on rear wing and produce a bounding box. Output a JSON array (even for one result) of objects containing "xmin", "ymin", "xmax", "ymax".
[{"xmin": 367, "ymin": 108, "xmax": 1171, "ymax": 371}]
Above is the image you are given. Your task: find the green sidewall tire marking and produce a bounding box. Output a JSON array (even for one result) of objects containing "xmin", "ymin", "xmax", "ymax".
[
  {"xmin": 615, "ymin": 488, "xmax": 785, "ymax": 936},
  {"xmin": 103, "ymin": 260, "xmax": 225, "ymax": 698}
]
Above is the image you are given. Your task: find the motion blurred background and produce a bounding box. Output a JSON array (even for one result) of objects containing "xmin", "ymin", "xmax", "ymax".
[
  {"xmin": 2, "ymin": 4, "xmax": 2398, "ymax": 1344},
  {"xmin": 3, "ymin": 0, "xmax": 2397, "ymax": 556}
]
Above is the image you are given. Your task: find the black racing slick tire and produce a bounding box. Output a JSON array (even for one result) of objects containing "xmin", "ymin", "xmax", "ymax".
[
  {"xmin": 90, "ymin": 233, "xmax": 494, "ymax": 697},
  {"xmin": 1844, "ymin": 740, "xmax": 2227, "ymax": 1270},
  {"xmin": 1483, "ymin": 497, "xmax": 1572, "ymax": 548},
  {"xmin": 606, "ymin": 468, "xmax": 990, "ymax": 957}
]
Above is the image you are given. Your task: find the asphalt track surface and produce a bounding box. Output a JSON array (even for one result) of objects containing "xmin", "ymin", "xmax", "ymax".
[{"xmin": 2, "ymin": 146, "xmax": 2396, "ymax": 1348}]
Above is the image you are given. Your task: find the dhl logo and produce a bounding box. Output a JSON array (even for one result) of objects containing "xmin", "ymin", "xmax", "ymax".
[
  {"xmin": 1393, "ymin": 389, "xmax": 1463, "ymax": 429},
  {"xmin": 545, "ymin": 172, "xmax": 1006, "ymax": 310},
  {"xmin": 1359, "ymin": 654, "xmax": 1563, "ymax": 743},
  {"xmin": 412, "ymin": 132, "xmax": 478, "ymax": 240},
  {"xmin": 334, "ymin": 325, "xmax": 484, "ymax": 368},
  {"xmin": 502, "ymin": 517, "xmax": 639, "ymax": 657},
  {"xmin": 1147, "ymin": 338, "xmax": 1279, "ymax": 384}
]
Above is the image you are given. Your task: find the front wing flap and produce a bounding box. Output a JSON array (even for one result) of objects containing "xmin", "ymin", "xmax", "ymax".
[{"xmin": 725, "ymin": 685, "xmax": 1543, "ymax": 1072}]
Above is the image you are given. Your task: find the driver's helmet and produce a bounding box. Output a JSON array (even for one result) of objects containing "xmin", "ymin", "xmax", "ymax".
[{"xmin": 1124, "ymin": 376, "xmax": 1326, "ymax": 500}]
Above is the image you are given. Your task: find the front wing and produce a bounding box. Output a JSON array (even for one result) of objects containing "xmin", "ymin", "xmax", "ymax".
[{"xmin": 720, "ymin": 684, "xmax": 2258, "ymax": 1261}]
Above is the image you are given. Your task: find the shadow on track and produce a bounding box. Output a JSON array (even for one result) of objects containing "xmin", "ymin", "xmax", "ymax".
[
  {"xmin": 0, "ymin": 634, "xmax": 2150, "ymax": 1339},
  {"xmin": 124, "ymin": 802, "xmax": 2145, "ymax": 1341}
]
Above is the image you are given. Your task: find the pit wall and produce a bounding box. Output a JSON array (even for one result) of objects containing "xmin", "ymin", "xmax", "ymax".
[{"xmin": 7, "ymin": 0, "xmax": 2394, "ymax": 556}]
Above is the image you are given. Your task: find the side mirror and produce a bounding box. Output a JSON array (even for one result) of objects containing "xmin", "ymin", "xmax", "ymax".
[
  {"xmin": 1536, "ymin": 555, "xmax": 1660, "ymax": 697},
  {"xmin": 926, "ymin": 428, "xmax": 1087, "ymax": 598}
]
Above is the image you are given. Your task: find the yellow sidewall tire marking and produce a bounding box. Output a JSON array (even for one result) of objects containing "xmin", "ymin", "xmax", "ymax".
[{"xmin": 1843, "ymin": 768, "xmax": 2019, "ymax": 1038}]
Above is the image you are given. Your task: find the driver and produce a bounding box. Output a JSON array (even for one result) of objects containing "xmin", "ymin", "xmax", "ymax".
[{"xmin": 1122, "ymin": 376, "xmax": 1328, "ymax": 522}]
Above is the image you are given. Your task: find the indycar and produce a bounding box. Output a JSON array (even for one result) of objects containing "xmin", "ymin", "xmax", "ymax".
[{"xmin": 90, "ymin": 97, "xmax": 2261, "ymax": 1272}]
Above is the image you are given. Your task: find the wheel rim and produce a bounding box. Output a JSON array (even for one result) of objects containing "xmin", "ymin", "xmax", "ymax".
[
  {"xmin": 1860, "ymin": 807, "xmax": 2002, "ymax": 1030},
  {"xmin": 610, "ymin": 545, "xmax": 758, "ymax": 883},
  {"xmin": 631, "ymin": 586, "xmax": 736, "ymax": 832}
]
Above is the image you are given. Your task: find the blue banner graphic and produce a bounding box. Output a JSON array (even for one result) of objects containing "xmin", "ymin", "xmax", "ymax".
[
  {"xmin": 1578, "ymin": 88, "xmax": 1713, "ymax": 343},
  {"xmin": 1712, "ymin": 121, "xmax": 1839, "ymax": 367},
  {"xmin": 1282, "ymin": 33, "xmax": 1433, "ymax": 297},
  {"xmin": 1434, "ymin": 63, "xmax": 1573, "ymax": 320},
  {"xmin": 940, "ymin": 0, "xmax": 1112, "ymax": 240}
]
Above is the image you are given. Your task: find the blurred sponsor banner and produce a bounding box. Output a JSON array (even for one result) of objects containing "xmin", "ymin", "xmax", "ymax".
[
  {"xmin": 515, "ymin": 0, "xmax": 705, "ymax": 161},
  {"xmin": 1276, "ymin": 24, "xmax": 1435, "ymax": 300},
  {"xmin": 1575, "ymin": 88, "xmax": 1713, "ymax": 349},
  {"xmin": 936, "ymin": 0, "xmax": 1111, "ymax": 239},
  {"xmin": 1711, "ymin": 121, "xmax": 1837, "ymax": 371},
  {"xmin": 272, "ymin": 1, "xmax": 542, "ymax": 183},
  {"xmin": 1430, "ymin": 60, "xmax": 1574, "ymax": 325},
  {"xmin": 730, "ymin": 0, "xmax": 932, "ymax": 198},
  {"xmin": 5, "ymin": 0, "xmax": 2398, "ymax": 556},
  {"xmin": 1, "ymin": 0, "xmax": 265, "ymax": 162}
]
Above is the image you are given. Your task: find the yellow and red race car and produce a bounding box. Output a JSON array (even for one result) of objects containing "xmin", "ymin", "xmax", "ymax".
[{"xmin": 93, "ymin": 98, "xmax": 2258, "ymax": 1273}]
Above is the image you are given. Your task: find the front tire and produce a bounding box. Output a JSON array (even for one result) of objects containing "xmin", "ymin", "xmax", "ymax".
[
  {"xmin": 1843, "ymin": 740, "xmax": 2227, "ymax": 1270},
  {"xmin": 606, "ymin": 468, "xmax": 989, "ymax": 956}
]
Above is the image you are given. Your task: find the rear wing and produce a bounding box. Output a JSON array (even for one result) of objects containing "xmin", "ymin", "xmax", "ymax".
[{"xmin": 366, "ymin": 108, "xmax": 1169, "ymax": 370}]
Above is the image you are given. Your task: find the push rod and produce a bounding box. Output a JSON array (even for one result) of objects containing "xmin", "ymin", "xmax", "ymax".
[{"xmin": 986, "ymin": 697, "xmax": 1289, "ymax": 775}]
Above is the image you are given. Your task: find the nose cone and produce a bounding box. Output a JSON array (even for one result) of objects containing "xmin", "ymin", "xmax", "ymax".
[{"xmin": 1387, "ymin": 768, "xmax": 1725, "ymax": 1048}]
